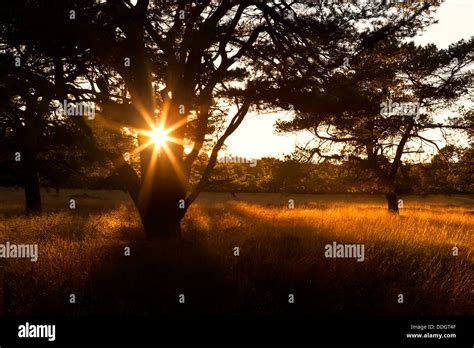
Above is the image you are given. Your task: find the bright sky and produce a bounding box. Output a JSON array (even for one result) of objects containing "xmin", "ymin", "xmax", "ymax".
[{"xmin": 224, "ymin": 0, "xmax": 474, "ymax": 159}]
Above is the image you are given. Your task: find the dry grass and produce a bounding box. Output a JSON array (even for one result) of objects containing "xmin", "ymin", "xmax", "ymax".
[{"xmin": 0, "ymin": 188, "xmax": 472, "ymax": 316}]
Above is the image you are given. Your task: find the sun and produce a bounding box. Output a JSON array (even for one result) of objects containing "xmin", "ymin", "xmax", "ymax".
[{"xmin": 144, "ymin": 126, "xmax": 170, "ymax": 148}]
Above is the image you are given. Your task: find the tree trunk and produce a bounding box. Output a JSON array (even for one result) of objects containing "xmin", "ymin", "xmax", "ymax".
[
  {"xmin": 136, "ymin": 120, "xmax": 186, "ymax": 239},
  {"xmin": 24, "ymin": 167, "xmax": 42, "ymax": 215},
  {"xmin": 109, "ymin": 148, "xmax": 186, "ymax": 239},
  {"xmin": 22, "ymin": 108, "xmax": 42, "ymax": 216},
  {"xmin": 385, "ymin": 192, "xmax": 399, "ymax": 214},
  {"xmin": 136, "ymin": 163, "xmax": 186, "ymax": 239},
  {"xmin": 127, "ymin": 80, "xmax": 187, "ymax": 238},
  {"xmin": 139, "ymin": 204, "xmax": 183, "ymax": 240},
  {"xmin": 121, "ymin": 26, "xmax": 189, "ymax": 239}
]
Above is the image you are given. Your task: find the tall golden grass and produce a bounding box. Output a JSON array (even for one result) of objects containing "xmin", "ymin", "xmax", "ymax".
[{"xmin": 0, "ymin": 189, "xmax": 472, "ymax": 316}]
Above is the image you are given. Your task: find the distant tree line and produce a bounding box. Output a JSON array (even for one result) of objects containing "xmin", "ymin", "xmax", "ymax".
[
  {"xmin": 1, "ymin": 144, "xmax": 471, "ymax": 195},
  {"xmin": 194, "ymin": 145, "xmax": 474, "ymax": 195}
]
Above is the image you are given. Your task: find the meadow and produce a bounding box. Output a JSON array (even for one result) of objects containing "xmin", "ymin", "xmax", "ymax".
[{"xmin": 0, "ymin": 188, "xmax": 472, "ymax": 317}]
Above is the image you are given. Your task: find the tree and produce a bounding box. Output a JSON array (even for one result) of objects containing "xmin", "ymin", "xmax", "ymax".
[
  {"xmin": 276, "ymin": 38, "xmax": 474, "ymax": 212},
  {"xmin": 86, "ymin": 1, "xmax": 451, "ymax": 235},
  {"xmin": 0, "ymin": 0, "xmax": 97, "ymax": 214},
  {"xmin": 1, "ymin": 0, "xmax": 446, "ymax": 234}
]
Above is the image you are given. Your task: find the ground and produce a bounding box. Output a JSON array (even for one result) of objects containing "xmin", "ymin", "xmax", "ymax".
[{"xmin": 0, "ymin": 188, "xmax": 472, "ymax": 317}]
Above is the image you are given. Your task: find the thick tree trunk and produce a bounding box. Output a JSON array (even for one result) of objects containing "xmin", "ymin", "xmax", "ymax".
[
  {"xmin": 139, "ymin": 205, "xmax": 183, "ymax": 240},
  {"xmin": 136, "ymin": 162, "xmax": 185, "ymax": 239},
  {"xmin": 113, "ymin": 150, "xmax": 186, "ymax": 239},
  {"xmin": 121, "ymin": 26, "xmax": 189, "ymax": 239},
  {"xmin": 385, "ymin": 192, "xmax": 399, "ymax": 214},
  {"xmin": 136, "ymin": 120, "xmax": 187, "ymax": 239},
  {"xmin": 127, "ymin": 80, "xmax": 187, "ymax": 238}
]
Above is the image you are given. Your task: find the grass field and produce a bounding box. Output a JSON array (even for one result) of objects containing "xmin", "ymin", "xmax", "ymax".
[{"xmin": 0, "ymin": 188, "xmax": 473, "ymax": 317}]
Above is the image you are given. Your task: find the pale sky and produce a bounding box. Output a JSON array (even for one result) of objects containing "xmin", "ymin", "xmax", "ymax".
[{"xmin": 225, "ymin": 0, "xmax": 474, "ymax": 159}]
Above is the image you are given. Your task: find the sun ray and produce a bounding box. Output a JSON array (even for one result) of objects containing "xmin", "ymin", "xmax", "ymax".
[
  {"xmin": 138, "ymin": 135, "xmax": 161, "ymax": 206},
  {"xmin": 98, "ymin": 102, "xmax": 188, "ymax": 202},
  {"xmin": 160, "ymin": 141, "xmax": 188, "ymax": 186}
]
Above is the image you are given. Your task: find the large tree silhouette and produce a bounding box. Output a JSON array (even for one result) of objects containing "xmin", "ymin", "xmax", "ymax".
[
  {"xmin": 84, "ymin": 1, "xmax": 448, "ymax": 236},
  {"xmin": 0, "ymin": 0, "xmax": 445, "ymax": 235}
]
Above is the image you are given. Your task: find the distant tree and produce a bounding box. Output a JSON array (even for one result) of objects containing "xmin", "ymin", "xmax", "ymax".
[
  {"xmin": 457, "ymin": 146, "xmax": 474, "ymax": 193},
  {"xmin": 276, "ymin": 39, "xmax": 474, "ymax": 212},
  {"xmin": 420, "ymin": 145, "xmax": 473, "ymax": 194}
]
